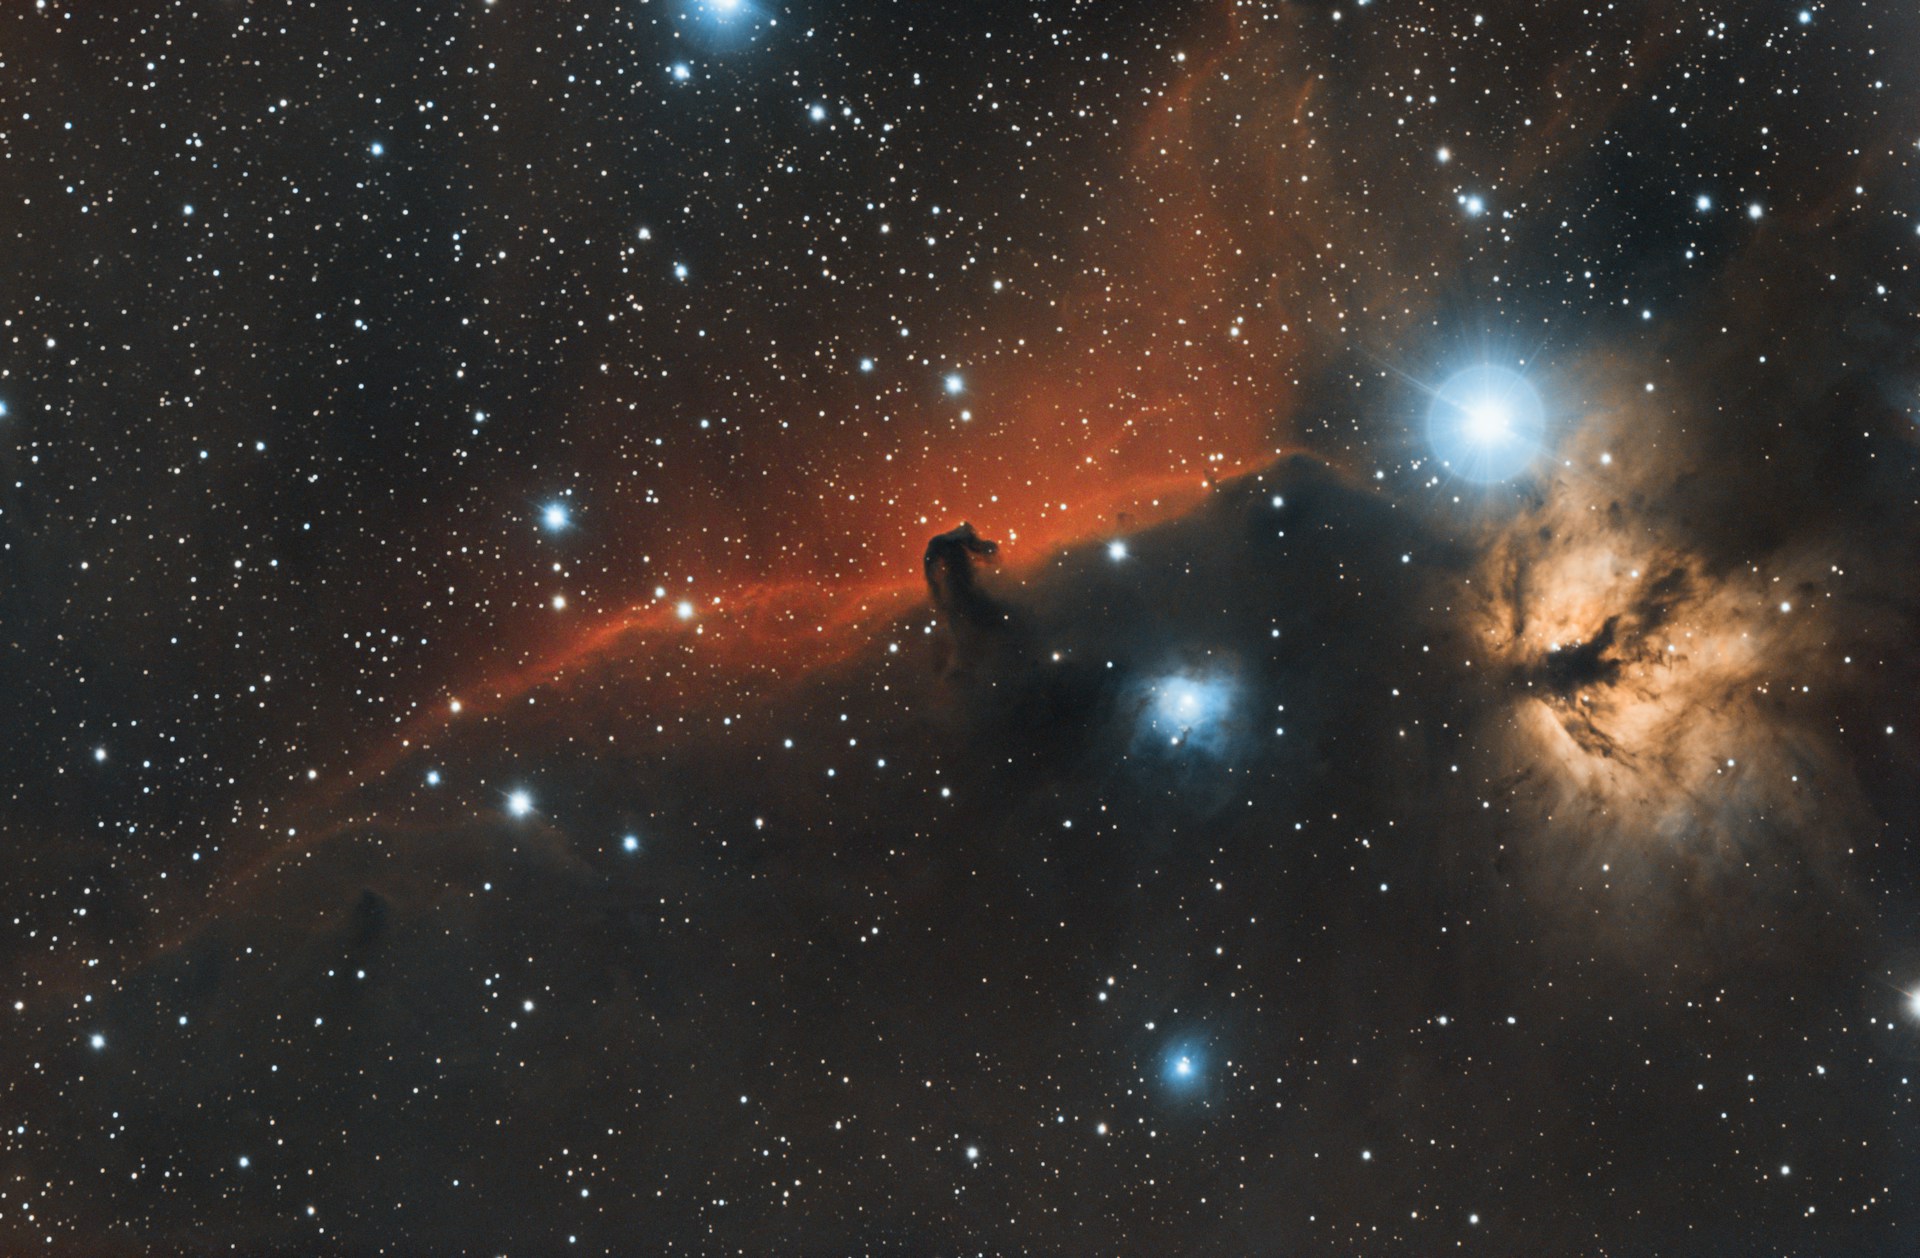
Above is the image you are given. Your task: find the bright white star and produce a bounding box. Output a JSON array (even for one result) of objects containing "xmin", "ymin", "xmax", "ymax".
[
  {"xmin": 1428, "ymin": 364, "xmax": 1547, "ymax": 482},
  {"xmin": 1464, "ymin": 399, "xmax": 1511, "ymax": 443},
  {"xmin": 1162, "ymin": 1042, "xmax": 1206, "ymax": 1088}
]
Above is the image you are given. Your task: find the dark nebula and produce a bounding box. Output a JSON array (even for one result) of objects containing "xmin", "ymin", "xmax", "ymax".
[{"xmin": 3, "ymin": 1, "xmax": 1920, "ymax": 1254}]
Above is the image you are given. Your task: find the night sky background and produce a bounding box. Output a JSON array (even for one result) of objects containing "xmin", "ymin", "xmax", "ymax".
[{"xmin": 5, "ymin": 0, "xmax": 1920, "ymax": 1252}]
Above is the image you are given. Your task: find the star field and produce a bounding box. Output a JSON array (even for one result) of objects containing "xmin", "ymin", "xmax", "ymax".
[{"xmin": 3, "ymin": 0, "xmax": 1920, "ymax": 1253}]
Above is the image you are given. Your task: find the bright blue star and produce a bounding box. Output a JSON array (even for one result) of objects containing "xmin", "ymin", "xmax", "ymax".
[
  {"xmin": 623, "ymin": 834, "xmax": 641, "ymax": 853},
  {"xmin": 542, "ymin": 503, "xmax": 569, "ymax": 531},
  {"xmin": 944, "ymin": 374, "xmax": 965, "ymax": 395},
  {"xmin": 1161, "ymin": 1041, "xmax": 1207, "ymax": 1090},
  {"xmin": 370, "ymin": 141, "xmax": 385, "ymax": 157},
  {"xmin": 685, "ymin": 0, "xmax": 765, "ymax": 48},
  {"xmin": 1427, "ymin": 364, "xmax": 1547, "ymax": 483}
]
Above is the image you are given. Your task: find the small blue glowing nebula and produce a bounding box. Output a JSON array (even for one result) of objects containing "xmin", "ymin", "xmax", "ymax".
[
  {"xmin": 1162, "ymin": 1041, "xmax": 1206, "ymax": 1091},
  {"xmin": 1135, "ymin": 670, "xmax": 1238, "ymax": 757}
]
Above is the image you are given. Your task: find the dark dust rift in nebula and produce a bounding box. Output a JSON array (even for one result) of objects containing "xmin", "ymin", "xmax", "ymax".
[{"xmin": 4, "ymin": 0, "xmax": 1920, "ymax": 1254}]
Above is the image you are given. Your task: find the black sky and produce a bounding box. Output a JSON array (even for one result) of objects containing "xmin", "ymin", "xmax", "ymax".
[{"xmin": 4, "ymin": 1, "xmax": 1920, "ymax": 1253}]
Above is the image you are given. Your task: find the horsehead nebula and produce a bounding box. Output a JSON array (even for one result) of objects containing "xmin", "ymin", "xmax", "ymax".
[{"xmin": 3, "ymin": 1, "xmax": 1919, "ymax": 1253}]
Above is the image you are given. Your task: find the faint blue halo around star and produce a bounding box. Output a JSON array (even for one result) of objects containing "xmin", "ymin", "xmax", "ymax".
[{"xmin": 1427, "ymin": 364, "xmax": 1547, "ymax": 483}]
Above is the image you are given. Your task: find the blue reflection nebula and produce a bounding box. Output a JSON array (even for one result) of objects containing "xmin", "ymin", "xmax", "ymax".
[
  {"xmin": 686, "ymin": 0, "xmax": 763, "ymax": 47},
  {"xmin": 1162, "ymin": 1042, "xmax": 1206, "ymax": 1091},
  {"xmin": 1427, "ymin": 364, "xmax": 1547, "ymax": 482},
  {"xmin": 1137, "ymin": 670, "xmax": 1237, "ymax": 757}
]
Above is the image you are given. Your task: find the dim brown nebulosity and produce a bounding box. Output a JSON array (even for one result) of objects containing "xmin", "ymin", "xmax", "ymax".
[{"xmin": 5, "ymin": 0, "xmax": 1920, "ymax": 1254}]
